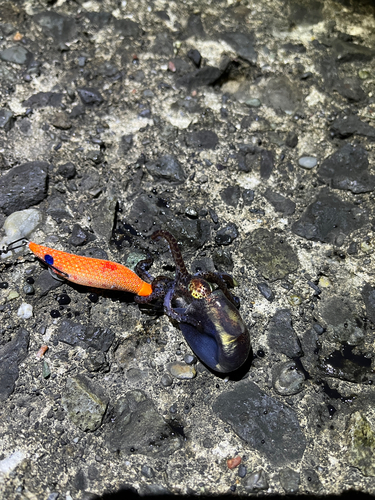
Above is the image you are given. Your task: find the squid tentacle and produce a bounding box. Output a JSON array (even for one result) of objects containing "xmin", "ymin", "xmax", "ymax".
[{"xmin": 151, "ymin": 230, "xmax": 189, "ymax": 280}]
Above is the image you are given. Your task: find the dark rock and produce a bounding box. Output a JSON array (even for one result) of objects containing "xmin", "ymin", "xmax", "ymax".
[
  {"xmin": 238, "ymin": 464, "xmax": 247, "ymax": 478},
  {"xmin": 212, "ymin": 248, "xmax": 233, "ymax": 271},
  {"xmin": 62, "ymin": 375, "xmax": 108, "ymax": 432},
  {"xmin": 264, "ymin": 188, "xmax": 296, "ymax": 215},
  {"xmin": 0, "ymin": 45, "xmax": 33, "ymax": 65},
  {"xmin": 300, "ymin": 328, "xmax": 320, "ymax": 373},
  {"xmin": 0, "ymin": 161, "xmax": 49, "ymax": 215},
  {"xmin": 241, "ymin": 228, "xmax": 299, "ymax": 281},
  {"xmin": 0, "ymin": 109, "xmax": 14, "ymax": 132},
  {"xmin": 292, "ymin": 188, "xmax": 368, "ymax": 244},
  {"xmin": 220, "ymin": 185, "xmax": 241, "ymax": 207},
  {"xmin": 114, "ymin": 18, "xmax": 140, "ymax": 37},
  {"xmin": 221, "ymin": 32, "xmax": 257, "ymax": 64},
  {"xmin": 319, "ymin": 57, "xmax": 338, "ymax": 90},
  {"xmin": 272, "ymin": 360, "xmax": 305, "ymax": 395},
  {"xmin": 155, "ymin": 11, "xmax": 170, "ymax": 21},
  {"xmin": 212, "ymin": 379, "xmax": 306, "ymax": 464},
  {"xmin": 318, "ymin": 345, "xmax": 371, "ymax": 383},
  {"xmin": 336, "ymin": 77, "xmax": 366, "ymax": 102},
  {"xmin": 127, "ymin": 193, "xmax": 166, "ymax": 234},
  {"xmin": 69, "ymin": 224, "xmax": 90, "ymax": 246},
  {"xmin": 260, "ymin": 149, "xmax": 274, "ymax": 179},
  {"xmin": 138, "ymin": 484, "xmax": 170, "ymax": 496},
  {"xmin": 257, "ymin": 282, "xmax": 275, "ymax": 302},
  {"xmin": 165, "ymin": 218, "xmax": 211, "ymax": 251},
  {"xmin": 90, "ymin": 192, "xmax": 117, "ymax": 242},
  {"xmin": 176, "ymin": 66, "xmax": 223, "ymax": 90},
  {"xmin": 288, "ymin": 0, "xmax": 324, "ymax": 25},
  {"xmin": 261, "ymin": 76, "xmax": 302, "ymax": 114},
  {"xmin": 215, "ymin": 223, "xmax": 238, "ymax": 246},
  {"xmin": 281, "ymin": 42, "xmax": 306, "ymax": 53},
  {"xmin": 160, "ymin": 373, "xmax": 173, "ymax": 387},
  {"xmin": 145, "ymin": 154, "xmax": 186, "ymax": 183},
  {"xmin": 34, "ymin": 11, "xmax": 77, "ymax": 44},
  {"xmin": 141, "ymin": 465, "xmax": 155, "ymax": 478},
  {"xmin": 50, "ymin": 111, "xmax": 71, "ymax": 130},
  {"xmin": 57, "ymin": 319, "xmax": 114, "ymax": 352},
  {"xmin": 23, "ymin": 92, "xmax": 63, "ymax": 109},
  {"xmin": 362, "ymin": 284, "xmax": 375, "ymax": 324},
  {"xmin": 119, "ymin": 134, "xmax": 133, "ymax": 155},
  {"xmin": 302, "ymin": 468, "xmax": 323, "ymax": 493},
  {"xmin": 85, "ymin": 11, "xmax": 113, "ymax": 29},
  {"xmin": 34, "ymin": 270, "xmax": 63, "ymax": 296},
  {"xmin": 242, "ymin": 189, "xmax": 254, "ymax": 206},
  {"xmin": 318, "ymin": 144, "xmax": 375, "ymax": 193},
  {"xmin": 329, "ymin": 37, "xmax": 375, "ymax": 64},
  {"xmin": 0, "ymin": 328, "xmax": 29, "ymax": 401},
  {"xmin": 187, "ymin": 49, "xmax": 201, "ymax": 67},
  {"xmin": 268, "ymin": 309, "xmax": 303, "ymax": 358},
  {"xmin": 105, "ymin": 390, "xmax": 182, "ymax": 457},
  {"xmin": 57, "ymin": 161, "xmax": 76, "ymax": 179},
  {"xmin": 77, "ymin": 88, "xmax": 104, "ymax": 106},
  {"xmin": 183, "ymin": 14, "xmax": 206, "ymax": 39},
  {"xmin": 285, "ymin": 131, "xmax": 298, "ymax": 148},
  {"xmin": 186, "ymin": 130, "xmax": 219, "ymax": 150},
  {"xmin": 317, "ymin": 295, "xmax": 364, "ymax": 345},
  {"xmin": 151, "ymin": 33, "xmax": 174, "ymax": 57},
  {"xmin": 330, "ymin": 115, "xmax": 375, "ymax": 139},
  {"xmin": 84, "ymin": 349, "xmax": 108, "ymax": 373},
  {"xmin": 70, "ymin": 104, "xmax": 85, "ymax": 118},
  {"xmin": 244, "ymin": 470, "xmax": 269, "ymax": 492},
  {"xmin": 238, "ymin": 149, "xmax": 261, "ymax": 173},
  {"xmin": 279, "ymin": 468, "xmax": 300, "ymax": 494},
  {"xmin": 73, "ymin": 470, "xmax": 87, "ymax": 491},
  {"xmin": 46, "ymin": 196, "xmax": 72, "ymax": 221}
]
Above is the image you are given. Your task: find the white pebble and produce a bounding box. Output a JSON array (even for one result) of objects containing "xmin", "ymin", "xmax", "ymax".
[
  {"xmin": 17, "ymin": 303, "xmax": 33, "ymax": 319},
  {"xmin": 298, "ymin": 156, "xmax": 317, "ymax": 169},
  {"xmin": 0, "ymin": 450, "xmax": 26, "ymax": 477},
  {"xmin": 0, "ymin": 209, "xmax": 42, "ymax": 257}
]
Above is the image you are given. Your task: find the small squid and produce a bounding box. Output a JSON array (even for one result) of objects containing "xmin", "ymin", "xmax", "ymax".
[{"xmin": 135, "ymin": 230, "xmax": 251, "ymax": 373}]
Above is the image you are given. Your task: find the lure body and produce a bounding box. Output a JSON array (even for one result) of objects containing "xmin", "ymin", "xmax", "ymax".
[
  {"xmin": 135, "ymin": 230, "xmax": 251, "ymax": 373},
  {"xmin": 28, "ymin": 242, "xmax": 152, "ymax": 296}
]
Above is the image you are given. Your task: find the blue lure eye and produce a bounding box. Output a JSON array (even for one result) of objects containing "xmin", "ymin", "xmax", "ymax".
[{"xmin": 44, "ymin": 254, "xmax": 54, "ymax": 265}]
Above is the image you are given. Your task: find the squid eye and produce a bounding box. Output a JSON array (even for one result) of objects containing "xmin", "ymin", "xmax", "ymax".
[
  {"xmin": 44, "ymin": 254, "xmax": 54, "ymax": 265},
  {"xmin": 188, "ymin": 278, "xmax": 213, "ymax": 299}
]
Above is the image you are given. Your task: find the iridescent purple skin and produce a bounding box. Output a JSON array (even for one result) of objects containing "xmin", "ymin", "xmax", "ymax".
[{"xmin": 135, "ymin": 230, "xmax": 251, "ymax": 373}]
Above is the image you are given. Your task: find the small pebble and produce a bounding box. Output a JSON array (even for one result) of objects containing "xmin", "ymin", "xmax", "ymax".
[
  {"xmin": 160, "ymin": 373, "xmax": 173, "ymax": 387},
  {"xmin": 238, "ymin": 464, "xmax": 247, "ymax": 478},
  {"xmin": 7, "ymin": 290, "xmax": 19, "ymax": 300},
  {"xmin": 42, "ymin": 361, "xmax": 51, "ymax": 379},
  {"xmin": 245, "ymin": 98, "xmax": 261, "ymax": 107},
  {"xmin": 36, "ymin": 345, "xmax": 48, "ymax": 358},
  {"xmin": 23, "ymin": 284, "xmax": 34, "ymax": 295},
  {"xmin": 141, "ymin": 465, "xmax": 155, "ymax": 478},
  {"xmin": 167, "ymin": 361, "xmax": 196, "ymax": 380},
  {"xmin": 185, "ymin": 207, "xmax": 198, "ymax": 219},
  {"xmin": 298, "ymin": 156, "xmax": 317, "ymax": 169},
  {"xmin": 183, "ymin": 353, "xmax": 197, "ymax": 365},
  {"xmin": 17, "ymin": 302, "xmax": 33, "ymax": 319},
  {"xmin": 313, "ymin": 323, "xmax": 325, "ymax": 335},
  {"xmin": 288, "ymin": 294, "xmax": 302, "ymax": 306},
  {"xmin": 227, "ymin": 456, "xmax": 242, "ymax": 469},
  {"xmin": 257, "ymin": 282, "xmax": 274, "ymax": 302}
]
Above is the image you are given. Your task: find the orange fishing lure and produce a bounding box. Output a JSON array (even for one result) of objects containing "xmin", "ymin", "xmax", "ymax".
[{"xmin": 27, "ymin": 242, "xmax": 153, "ymax": 296}]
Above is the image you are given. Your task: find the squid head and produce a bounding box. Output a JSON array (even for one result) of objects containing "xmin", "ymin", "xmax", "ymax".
[{"xmin": 178, "ymin": 278, "xmax": 251, "ymax": 373}]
